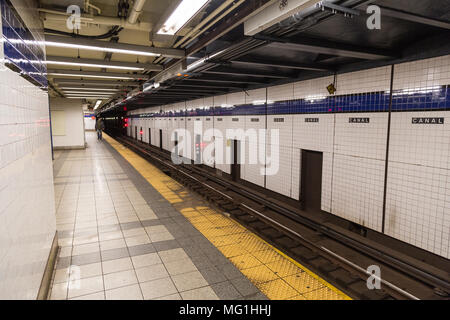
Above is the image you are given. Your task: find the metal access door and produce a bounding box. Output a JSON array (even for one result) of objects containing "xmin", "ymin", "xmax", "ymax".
[
  {"xmin": 195, "ymin": 134, "xmax": 202, "ymax": 164},
  {"xmin": 231, "ymin": 139, "xmax": 241, "ymax": 182},
  {"xmin": 300, "ymin": 150, "xmax": 323, "ymax": 212},
  {"xmin": 159, "ymin": 129, "xmax": 163, "ymax": 150},
  {"xmin": 149, "ymin": 128, "xmax": 151, "ymax": 145}
]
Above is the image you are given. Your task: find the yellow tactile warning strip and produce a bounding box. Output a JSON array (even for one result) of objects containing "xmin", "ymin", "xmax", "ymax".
[{"xmin": 104, "ymin": 134, "xmax": 351, "ymax": 300}]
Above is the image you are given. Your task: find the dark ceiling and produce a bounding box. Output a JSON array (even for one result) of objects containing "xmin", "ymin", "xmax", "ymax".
[{"xmin": 101, "ymin": 0, "xmax": 450, "ymax": 114}]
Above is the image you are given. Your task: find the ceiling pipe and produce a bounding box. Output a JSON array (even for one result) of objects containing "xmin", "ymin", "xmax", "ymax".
[
  {"xmin": 128, "ymin": 0, "xmax": 147, "ymax": 24},
  {"xmin": 173, "ymin": 0, "xmax": 235, "ymax": 48},
  {"xmin": 39, "ymin": 9, "xmax": 152, "ymax": 32}
]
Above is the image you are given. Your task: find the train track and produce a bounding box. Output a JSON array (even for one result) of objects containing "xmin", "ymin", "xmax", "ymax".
[{"xmin": 110, "ymin": 133, "xmax": 450, "ymax": 300}]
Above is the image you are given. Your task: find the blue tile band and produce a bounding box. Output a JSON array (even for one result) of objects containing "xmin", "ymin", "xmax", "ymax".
[
  {"xmin": 1, "ymin": 0, "xmax": 47, "ymax": 87},
  {"xmin": 128, "ymin": 85, "xmax": 449, "ymax": 118}
]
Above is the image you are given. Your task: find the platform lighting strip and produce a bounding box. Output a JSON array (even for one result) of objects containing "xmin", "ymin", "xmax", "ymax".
[
  {"xmin": 66, "ymin": 97, "xmax": 108, "ymax": 99},
  {"xmin": 65, "ymin": 93, "xmax": 113, "ymax": 96},
  {"xmin": 157, "ymin": 0, "xmax": 210, "ymax": 35},
  {"xmin": 5, "ymin": 39, "xmax": 161, "ymax": 57},
  {"xmin": 62, "ymin": 91, "xmax": 119, "ymax": 95},
  {"xmin": 47, "ymin": 72, "xmax": 136, "ymax": 80},
  {"xmin": 65, "ymin": 94, "xmax": 113, "ymax": 98},
  {"xmin": 60, "ymin": 87, "xmax": 121, "ymax": 91},
  {"xmin": 94, "ymin": 100, "xmax": 102, "ymax": 110},
  {"xmin": 44, "ymin": 60, "xmax": 144, "ymax": 71}
]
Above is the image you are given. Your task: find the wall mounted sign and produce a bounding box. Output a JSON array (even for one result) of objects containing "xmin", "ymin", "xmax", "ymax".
[
  {"xmin": 412, "ymin": 118, "xmax": 444, "ymax": 124},
  {"xmin": 349, "ymin": 118, "xmax": 370, "ymax": 123},
  {"xmin": 305, "ymin": 118, "xmax": 319, "ymax": 123}
]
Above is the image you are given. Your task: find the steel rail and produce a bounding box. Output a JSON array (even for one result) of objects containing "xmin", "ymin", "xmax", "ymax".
[{"xmin": 113, "ymin": 135, "xmax": 450, "ymax": 298}]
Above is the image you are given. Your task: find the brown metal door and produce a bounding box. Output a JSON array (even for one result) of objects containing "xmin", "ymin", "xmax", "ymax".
[
  {"xmin": 301, "ymin": 150, "xmax": 323, "ymax": 212},
  {"xmin": 231, "ymin": 140, "xmax": 241, "ymax": 182}
]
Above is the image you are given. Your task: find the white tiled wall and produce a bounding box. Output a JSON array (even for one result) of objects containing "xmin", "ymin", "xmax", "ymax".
[
  {"xmin": 0, "ymin": 67, "xmax": 56, "ymax": 298},
  {"xmin": 50, "ymin": 98, "xmax": 86, "ymax": 149},
  {"xmin": 393, "ymin": 55, "xmax": 450, "ymax": 90},
  {"xmin": 243, "ymin": 115, "xmax": 266, "ymax": 187},
  {"xmin": 128, "ymin": 55, "xmax": 450, "ymax": 258},
  {"xmin": 336, "ymin": 66, "xmax": 391, "ymax": 94},
  {"xmin": 266, "ymin": 115, "xmax": 293, "ymax": 198},
  {"xmin": 332, "ymin": 155, "xmax": 385, "ymax": 231}
]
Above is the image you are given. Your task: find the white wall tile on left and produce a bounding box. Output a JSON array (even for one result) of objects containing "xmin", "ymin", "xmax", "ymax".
[{"xmin": 0, "ymin": 66, "xmax": 57, "ymax": 299}]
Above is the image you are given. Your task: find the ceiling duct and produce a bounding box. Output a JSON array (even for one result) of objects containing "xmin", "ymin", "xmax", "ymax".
[
  {"xmin": 128, "ymin": 0, "xmax": 147, "ymax": 24},
  {"xmin": 244, "ymin": 0, "xmax": 322, "ymax": 36}
]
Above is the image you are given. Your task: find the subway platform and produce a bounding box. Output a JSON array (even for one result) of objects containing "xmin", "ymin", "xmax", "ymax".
[{"xmin": 48, "ymin": 132, "xmax": 349, "ymax": 300}]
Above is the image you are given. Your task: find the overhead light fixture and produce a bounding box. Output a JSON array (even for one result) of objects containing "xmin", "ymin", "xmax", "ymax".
[
  {"xmin": 158, "ymin": 0, "xmax": 210, "ymax": 35},
  {"xmin": 62, "ymin": 91, "xmax": 118, "ymax": 95},
  {"xmin": 65, "ymin": 93, "xmax": 113, "ymax": 96},
  {"xmin": 66, "ymin": 97, "xmax": 109, "ymax": 100},
  {"xmin": 41, "ymin": 41, "xmax": 160, "ymax": 57},
  {"xmin": 47, "ymin": 72, "xmax": 137, "ymax": 80},
  {"xmin": 94, "ymin": 100, "xmax": 102, "ymax": 110},
  {"xmin": 60, "ymin": 87, "xmax": 121, "ymax": 91},
  {"xmin": 45, "ymin": 60, "xmax": 144, "ymax": 71},
  {"xmin": 143, "ymin": 82, "xmax": 161, "ymax": 92},
  {"xmin": 65, "ymin": 94, "xmax": 113, "ymax": 98}
]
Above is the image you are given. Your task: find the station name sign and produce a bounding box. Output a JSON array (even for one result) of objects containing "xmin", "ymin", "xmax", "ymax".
[
  {"xmin": 412, "ymin": 117, "xmax": 444, "ymax": 124},
  {"xmin": 349, "ymin": 118, "xmax": 370, "ymax": 123},
  {"xmin": 305, "ymin": 118, "xmax": 319, "ymax": 123}
]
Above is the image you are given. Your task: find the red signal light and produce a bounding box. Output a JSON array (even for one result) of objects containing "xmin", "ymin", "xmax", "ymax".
[{"xmin": 124, "ymin": 123, "xmax": 129, "ymax": 127}]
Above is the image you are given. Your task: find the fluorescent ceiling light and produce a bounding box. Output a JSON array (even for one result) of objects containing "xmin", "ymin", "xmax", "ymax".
[
  {"xmin": 60, "ymin": 87, "xmax": 120, "ymax": 91},
  {"xmin": 66, "ymin": 93, "xmax": 113, "ymax": 96},
  {"xmin": 94, "ymin": 100, "xmax": 102, "ymax": 110},
  {"xmin": 48, "ymin": 72, "xmax": 135, "ymax": 80},
  {"xmin": 63, "ymin": 91, "xmax": 118, "ymax": 95},
  {"xmin": 65, "ymin": 94, "xmax": 113, "ymax": 97},
  {"xmin": 45, "ymin": 61, "xmax": 144, "ymax": 71},
  {"xmin": 67, "ymin": 97, "xmax": 108, "ymax": 99},
  {"xmin": 38, "ymin": 40, "xmax": 160, "ymax": 57},
  {"xmin": 158, "ymin": 0, "xmax": 209, "ymax": 35}
]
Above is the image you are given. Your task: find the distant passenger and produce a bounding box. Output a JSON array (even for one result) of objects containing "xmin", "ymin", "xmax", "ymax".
[{"xmin": 95, "ymin": 118, "xmax": 105, "ymax": 141}]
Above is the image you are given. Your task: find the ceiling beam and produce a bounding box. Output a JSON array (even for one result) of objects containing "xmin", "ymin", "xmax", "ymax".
[
  {"xmin": 53, "ymin": 79, "xmax": 140, "ymax": 87},
  {"xmin": 230, "ymin": 57, "xmax": 331, "ymax": 71},
  {"xmin": 378, "ymin": 6, "xmax": 450, "ymax": 30},
  {"xmin": 203, "ymin": 68, "xmax": 290, "ymax": 79},
  {"xmin": 174, "ymin": 83, "xmax": 244, "ymax": 89},
  {"xmin": 166, "ymin": 87, "xmax": 228, "ymax": 93},
  {"xmin": 185, "ymin": 77, "xmax": 267, "ymax": 85},
  {"xmin": 254, "ymin": 34, "xmax": 396, "ymax": 60},
  {"xmin": 47, "ymin": 69, "xmax": 149, "ymax": 80},
  {"xmin": 45, "ymin": 35, "xmax": 185, "ymax": 59},
  {"xmin": 46, "ymin": 56, "xmax": 163, "ymax": 71}
]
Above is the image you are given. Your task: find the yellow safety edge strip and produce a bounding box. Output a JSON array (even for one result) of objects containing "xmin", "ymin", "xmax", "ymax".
[{"xmin": 104, "ymin": 134, "xmax": 351, "ymax": 300}]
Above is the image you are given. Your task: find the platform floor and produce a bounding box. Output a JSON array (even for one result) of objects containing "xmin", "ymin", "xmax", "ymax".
[{"xmin": 48, "ymin": 132, "xmax": 350, "ymax": 300}]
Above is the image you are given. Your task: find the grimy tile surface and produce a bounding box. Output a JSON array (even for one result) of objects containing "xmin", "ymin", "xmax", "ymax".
[{"xmin": 49, "ymin": 132, "xmax": 265, "ymax": 300}]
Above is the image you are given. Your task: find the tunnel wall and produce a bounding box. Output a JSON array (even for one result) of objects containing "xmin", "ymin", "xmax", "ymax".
[{"xmin": 126, "ymin": 55, "xmax": 450, "ymax": 259}]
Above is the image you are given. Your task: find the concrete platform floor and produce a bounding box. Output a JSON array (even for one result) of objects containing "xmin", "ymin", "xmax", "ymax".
[{"xmin": 48, "ymin": 132, "xmax": 349, "ymax": 300}]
